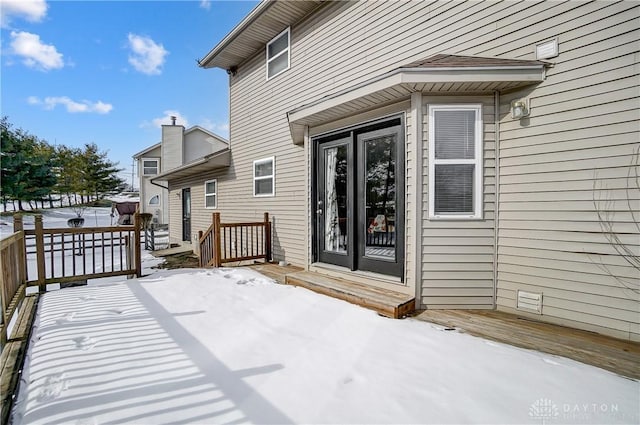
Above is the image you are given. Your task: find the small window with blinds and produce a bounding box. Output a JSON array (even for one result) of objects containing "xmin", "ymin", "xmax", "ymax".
[{"xmin": 428, "ymin": 105, "xmax": 483, "ymax": 219}]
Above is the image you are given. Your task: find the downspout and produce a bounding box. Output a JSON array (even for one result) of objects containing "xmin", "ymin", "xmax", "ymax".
[
  {"xmin": 411, "ymin": 92, "xmax": 423, "ymax": 310},
  {"xmin": 493, "ymin": 90, "xmax": 500, "ymax": 310},
  {"xmin": 304, "ymin": 124, "xmax": 310, "ymax": 271}
]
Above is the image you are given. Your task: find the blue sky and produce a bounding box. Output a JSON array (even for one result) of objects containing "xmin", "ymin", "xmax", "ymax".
[{"xmin": 0, "ymin": 0, "xmax": 258, "ymax": 185}]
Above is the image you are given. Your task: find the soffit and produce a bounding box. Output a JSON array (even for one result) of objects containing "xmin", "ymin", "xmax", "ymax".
[
  {"xmin": 151, "ymin": 149, "xmax": 231, "ymax": 182},
  {"xmin": 199, "ymin": 0, "xmax": 324, "ymax": 70},
  {"xmin": 287, "ymin": 55, "xmax": 549, "ymax": 144}
]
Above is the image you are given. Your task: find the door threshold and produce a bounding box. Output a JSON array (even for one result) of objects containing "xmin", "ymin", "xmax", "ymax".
[{"xmin": 310, "ymin": 262, "xmax": 411, "ymax": 295}]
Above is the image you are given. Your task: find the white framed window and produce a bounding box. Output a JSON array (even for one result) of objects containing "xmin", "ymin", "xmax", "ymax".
[
  {"xmin": 253, "ymin": 156, "xmax": 275, "ymax": 197},
  {"xmin": 266, "ymin": 27, "xmax": 290, "ymax": 80},
  {"xmin": 148, "ymin": 195, "xmax": 160, "ymax": 206},
  {"xmin": 142, "ymin": 158, "xmax": 159, "ymax": 176},
  {"xmin": 204, "ymin": 179, "xmax": 217, "ymax": 209},
  {"xmin": 428, "ymin": 104, "xmax": 483, "ymax": 219}
]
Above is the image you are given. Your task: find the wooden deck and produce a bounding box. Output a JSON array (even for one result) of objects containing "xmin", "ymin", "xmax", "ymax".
[
  {"xmin": 245, "ymin": 263, "xmax": 639, "ymax": 379},
  {"xmin": 415, "ymin": 309, "xmax": 640, "ymax": 380},
  {"xmin": 247, "ymin": 263, "xmax": 414, "ymax": 319},
  {"xmin": 247, "ymin": 262, "xmax": 304, "ymax": 284}
]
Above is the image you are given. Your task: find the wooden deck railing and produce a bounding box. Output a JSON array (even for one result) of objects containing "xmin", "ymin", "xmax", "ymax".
[
  {"xmin": 0, "ymin": 216, "xmax": 27, "ymax": 346},
  {"xmin": 21, "ymin": 214, "xmax": 142, "ymax": 291},
  {"xmin": 199, "ymin": 212, "xmax": 271, "ymax": 267}
]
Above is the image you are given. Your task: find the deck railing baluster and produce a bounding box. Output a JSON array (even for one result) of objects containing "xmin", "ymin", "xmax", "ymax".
[{"xmin": 197, "ymin": 213, "xmax": 272, "ymax": 267}]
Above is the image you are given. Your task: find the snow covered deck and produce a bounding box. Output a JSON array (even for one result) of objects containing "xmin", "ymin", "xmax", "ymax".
[
  {"xmin": 11, "ymin": 268, "xmax": 640, "ymax": 424},
  {"xmin": 416, "ymin": 309, "xmax": 640, "ymax": 380}
]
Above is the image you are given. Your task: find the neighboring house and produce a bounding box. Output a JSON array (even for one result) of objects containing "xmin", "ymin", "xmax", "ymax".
[
  {"xmin": 133, "ymin": 120, "xmax": 229, "ymax": 232},
  {"xmin": 175, "ymin": 1, "xmax": 636, "ymax": 341}
]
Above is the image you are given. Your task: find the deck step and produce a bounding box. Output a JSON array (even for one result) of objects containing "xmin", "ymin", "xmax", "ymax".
[{"xmin": 284, "ymin": 271, "xmax": 414, "ymax": 319}]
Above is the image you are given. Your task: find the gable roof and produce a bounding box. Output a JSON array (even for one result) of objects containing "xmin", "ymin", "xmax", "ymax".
[
  {"xmin": 199, "ymin": 0, "xmax": 324, "ymax": 70},
  {"xmin": 132, "ymin": 142, "xmax": 161, "ymax": 159},
  {"xmin": 132, "ymin": 126, "xmax": 229, "ymax": 160},
  {"xmin": 287, "ymin": 54, "xmax": 549, "ymax": 143},
  {"xmin": 400, "ymin": 54, "xmax": 548, "ymax": 69},
  {"xmin": 184, "ymin": 125, "xmax": 229, "ymax": 145}
]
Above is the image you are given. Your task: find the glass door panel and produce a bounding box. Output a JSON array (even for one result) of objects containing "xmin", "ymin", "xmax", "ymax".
[
  {"xmin": 324, "ymin": 145, "xmax": 348, "ymax": 254},
  {"xmin": 316, "ymin": 137, "xmax": 353, "ymax": 269},
  {"xmin": 363, "ymin": 134, "xmax": 396, "ymax": 260},
  {"xmin": 356, "ymin": 125, "xmax": 404, "ymax": 278}
]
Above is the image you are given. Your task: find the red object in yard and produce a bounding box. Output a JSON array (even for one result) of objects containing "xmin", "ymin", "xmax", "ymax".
[{"xmin": 113, "ymin": 202, "xmax": 139, "ymax": 225}]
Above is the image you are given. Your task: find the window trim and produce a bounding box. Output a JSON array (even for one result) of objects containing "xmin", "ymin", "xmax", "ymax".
[
  {"xmin": 204, "ymin": 179, "xmax": 217, "ymax": 209},
  {"xmin": 428, "ymin": 104, "xmax": 483, "ymax": 220},
  {"xmin": 253, "ymin": 156, "xmax": 275, "ymax": 197},
  {"xmin": 148, "ymin": 194, "xmax": 160, "ymax": 206},
  {"xmin": 141, "ymin": 158, "xmax": 160, "ymax": 176},
  {"xmin": 266, "ymin": 27, "xmax": 290, "ymax": 81}
]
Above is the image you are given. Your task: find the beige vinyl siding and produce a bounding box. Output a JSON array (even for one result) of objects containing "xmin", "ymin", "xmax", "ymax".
[
  {"xmin": 215, "ymin": 0, "xmax": 638, "ymax": 338},
  {"xmin": 161, "ymin": 126, "xmax": 184, "ymax": 171},
  {"xmin": 168, "ymin": 184, "xmax": 183, "ymax": 247},
  {"xmin": 493, "ymin": 4, "xmax": 640, "ymax": 340},
  {"xmin": 420, "ymin": 96, "xmax": 496, "ymax": 309}
]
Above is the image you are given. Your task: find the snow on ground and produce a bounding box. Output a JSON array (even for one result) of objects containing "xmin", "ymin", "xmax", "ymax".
[
  {"xmin": 13, "ymin": 266, "xmax": 639, "ymax": 424},
  {"xmin": 0, "ymin": 194, "xmax": 139, "ymax": 238}
]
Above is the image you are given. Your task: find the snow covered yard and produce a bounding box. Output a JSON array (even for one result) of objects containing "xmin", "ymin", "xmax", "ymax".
[{"xmin": 12, "ymin": 267, "xmax": 640, "ymax": 424}]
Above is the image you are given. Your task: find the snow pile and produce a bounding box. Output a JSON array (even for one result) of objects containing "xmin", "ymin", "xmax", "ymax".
[{"xmin": 13, "ymin": 268, "xmax": 639, "ymax": 424}]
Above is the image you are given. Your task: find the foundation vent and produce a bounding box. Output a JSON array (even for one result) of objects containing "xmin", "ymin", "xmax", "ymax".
[{"xmin": 517, "ymin": 290, "xmax": 543, "ymax": 314}]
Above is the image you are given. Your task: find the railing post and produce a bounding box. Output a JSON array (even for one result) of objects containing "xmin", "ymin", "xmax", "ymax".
[
  {"xmin": 264, "ymin": 212, "xmax": 271, "ymax": 262},
  {"xmin": 13, "ymin": 214, "xmax": 26, "ymax": 284},
  {"xmin": 133, "ymin": 213, "xmax": 142, "ymax": 277},
  {"xmin": 213, "ymin": 212, "xmax": 222, "ymax": 267},
  {"xmin": 198, "ymin": 230, "xmax": 204, "ymax": 267},
  {"xmin": 34, "ymin": 215, "xmax": 46, "ymax": 293}
]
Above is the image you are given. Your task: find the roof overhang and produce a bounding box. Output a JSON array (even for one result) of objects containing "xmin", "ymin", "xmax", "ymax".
[
  {"xmin": 151, "ymin": 149, "xmax": 231, "ymax": 183},
  {"xmin": 132, "ymin": 142, "xmax": 161, "ymax": 159},
  {"xmin": 287, "ymin": 58, "xmax": 548, "ymax": 144},
  {"xmin": 199, "ymin": 0, "xmax": 324, "ymax": 70}
]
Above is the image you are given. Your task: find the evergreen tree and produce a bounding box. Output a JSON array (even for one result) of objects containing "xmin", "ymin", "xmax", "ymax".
[
  {"xmin": 0, "ymin": 117, "xmax": 57, "ymax": 210},
  {"xmin": 78, "ymin": 143, "xmax": 126, "ymax": 201},
  {"xmin": 1, "ymin": 118, "xmax": 125, "ymax": 208}
]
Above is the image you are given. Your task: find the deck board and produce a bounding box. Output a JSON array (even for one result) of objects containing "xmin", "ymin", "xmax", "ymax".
[
  {"xmin": 284, "ymin": 270, "xmax": 415, "ymax": 318},
  {"xmin": 246, "ymin": 263, "xmax": 414, "ymax": 318},
  {"xmin": 415, "ymin": 309, "xmax": 640, "ymax": 380}
]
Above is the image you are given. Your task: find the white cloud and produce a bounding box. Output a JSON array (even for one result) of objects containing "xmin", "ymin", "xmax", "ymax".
[
  {"xmin": 140, "ymin": 110, "xmax": 189, "ymax": 129},
  {"xmin": 10, "ymin": 31, "xmax": 63, "ymax": 71},
  {"xmin": 201, "ymin": 118, "xmax": 229, "ymax": 137},
  {"xmin": 0, "ymin": 0, "xmax": 47, "ymax": 28},
  {"xmin": 199, "ymin": 0, "xmax": 211, "ymax": 10},
  {"xmin": 127, "ymin": 33, "xmax": 168, "ymax": 75},
  {"xmin": 28, "ymin": 96, "xmax": 113, "ymax": 114}
]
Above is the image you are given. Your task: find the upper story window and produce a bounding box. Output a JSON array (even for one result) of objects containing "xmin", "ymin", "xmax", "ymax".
[
  {"xmin": 266, "ymin": 27, "xmax": 290, "ymax": 80},
  {"xmin": 428, "ymin": 104, "xmax": 483, "ymax": 219},
  {"xmin": 142, "ymin": 158, "xmax": 159, "ymax": 176},
  {"xmin": 205, "ymin": 179, "xmax": 217, "ymax": 209},
  {"xmin": 253, "ymin": 157, "xmax": 275, "ymax": 197},
  {"xmin": 149, "ymin": 195, "xmax": 160, "ymax": 205}
]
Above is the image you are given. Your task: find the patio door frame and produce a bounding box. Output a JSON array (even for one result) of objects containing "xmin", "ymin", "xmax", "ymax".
[
  {"xmin": 182, "ymin": 188, "xmax": 191, "ymax": 242},
  {"xmin": 312, "ymin": 114, "xmax": 405, "ymax": 279}
]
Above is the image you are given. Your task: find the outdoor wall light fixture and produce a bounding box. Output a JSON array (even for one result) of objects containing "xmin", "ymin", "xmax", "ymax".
[{"xmin": 511, "ymin": 99, "xmax": 530, "ymax": 119}]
